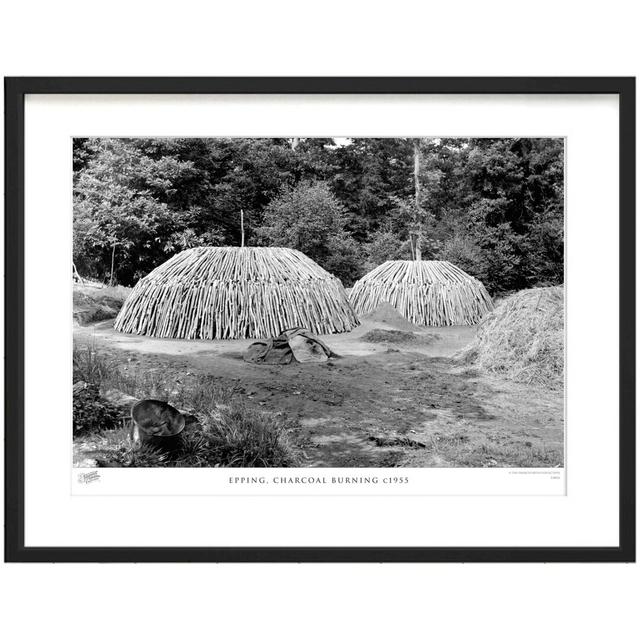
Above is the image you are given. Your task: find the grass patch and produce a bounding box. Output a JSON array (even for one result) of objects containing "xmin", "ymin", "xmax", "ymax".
[
  {"xmin": 90, "ymin": 403, "xmax": 299, "ymax": 468},
  {"xmin": 73, "ymin": 343, "xmax": 232, "ymax": 410},
  {"xmin": 427, "ymin": 431, "xmax": 563, "ymax": 468},
  {"xmin": 73, "ymin": 344, "xmax": 113, "ymax": 386},
  {"xmin": 73, "ymin": 344, "xmax": 298, "ymax": 467}
]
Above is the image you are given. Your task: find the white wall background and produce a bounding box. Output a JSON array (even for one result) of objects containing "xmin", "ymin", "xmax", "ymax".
[{"xmin": 1, "ymin": 1, "xmax": 638, "ymax": 639}]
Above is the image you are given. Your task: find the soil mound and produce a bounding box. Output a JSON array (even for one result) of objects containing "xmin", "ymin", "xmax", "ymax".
[
  {"xmin": 73, "ymin": 284, "xmax": 130, "ymax": 326},
  {"xmin": 361, "ymin": 328, "xmax": 441, "ymax": 346},
  {"xmin": 360, "ymin": 301, "xmax": 426, "ymax": 332},
  {"xmin": 362, "ymin": 329, "xmax": 417, "ymax": 343}
]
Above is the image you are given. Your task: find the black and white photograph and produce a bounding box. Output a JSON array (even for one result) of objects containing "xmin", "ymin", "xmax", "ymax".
[
  {"xmin": 4, "ymin": 73, "xmax": 634, "ymax": 570},
  {"xmin": 72, "ymin": 136, "xmax": 565, "ymax": 470}
]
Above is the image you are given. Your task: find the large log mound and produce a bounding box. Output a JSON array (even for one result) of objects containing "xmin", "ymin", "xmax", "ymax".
[{"xmin": 115, "ymin": 247, "xmax": 359, "ymax": 340}]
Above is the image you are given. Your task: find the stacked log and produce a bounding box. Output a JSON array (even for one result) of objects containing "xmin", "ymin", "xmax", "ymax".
[
  {"xmin": 350, "ymin": 260, "xmax": 493, "ymax": 326},
  {"xmin": 114, "ymin": 247, "xmax": 359, "ymax": 340}
]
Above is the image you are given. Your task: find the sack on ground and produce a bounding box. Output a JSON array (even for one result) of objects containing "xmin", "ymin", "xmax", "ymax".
[{"xmin": 243, "ymin": 328, "xmax": 338, "ymax": 365}]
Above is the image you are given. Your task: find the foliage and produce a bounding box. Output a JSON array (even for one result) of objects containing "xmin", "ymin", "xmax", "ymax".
[
  {"xmin": 73, "ymin": 138, "xmax": 224, "ymax": 284},
  {"xmin": 90, "ymin": 402, "xmax": 298, "ymax": 468},
  {"xmin": 256, "ymin": 181, "xmax": 368, "ymax": 285},
  {"xmin": 73, "ymin": 137, "xmax": 564, "ymax": 293},
  {"xmin": 257, "ymin": 182, "xmax": 346, "ymax": 257},
  {"xmin": 73, "ymin": 344, "xmax": 112, "ymax": 386},
  {"xmin": 428, "ymin": 138, "xmax": 564, "ymax": 293},
  {"xmin": 437, "ymin": 233, "xmax": 486, "ymax": 281},
  {"xmin": 72, "ymin": 346, "xmax": 122, "ymax": 433},
  {"xmin": 72, "ymin": 343, "xmax": 231, "ymax": 410},
  {"xmin": 73, "ymin": 383, "xmax": 120, "ymax": 433},
  {"xmin": 73, "ymin": 345, "xmax": 298, "ymax": 467},
  {"xmin": 363, "ymin": 230, "xmax": 409, "ymax": 273},
  {"xmin": 178, "ymin": 403, "xmax": 298, "ymax": 467}
]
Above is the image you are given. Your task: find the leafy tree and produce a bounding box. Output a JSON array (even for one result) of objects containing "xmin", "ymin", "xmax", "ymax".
[
  {"xmin": 426, "ymin": 138, "xmax": 564, "ymax": 293},
  {"xmin": 363, "ymin": 230, "xmax": 410, "ymax": 274},
  {"xmin": 73, "ymin": 136, "xmax": 564, "ymax": 292},
  {"xmin": 437, "ymin": 233, "xmax": 487, "ymax": 282},
  {"xmin": 257, "ymin": 182, "xmax": 363, "ymax": 282},
  {"xmin": 73, "ymin": 139, "xmax": 222, "ymax": 284},
  {"xmin": 324, "ymin": 232, "xmax": 364, "ymax": 285},
  {"xmin": 329, "ymin": 138, "xmax": 414, "ymax": 239}
]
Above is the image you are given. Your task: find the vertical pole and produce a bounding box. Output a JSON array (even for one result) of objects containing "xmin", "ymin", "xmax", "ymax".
[
  {"xmin": 109, "ymin": 243, "xmax": 116, "ymax": 286},
  {"xmin": 72, "ymin": 262, "xmax": 84, "ymax": 285},
  {"xmin": 240, "ymin": 209, "xmax": 245, "ymax": 247},
  {"xmin": 414, "ymin": 139, "xmax": 422, "ymax": 261}
]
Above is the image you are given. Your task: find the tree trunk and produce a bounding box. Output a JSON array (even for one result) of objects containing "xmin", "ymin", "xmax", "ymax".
[
  {"xmin": 109, "ymin": 244, "xmax": 116, "ymax": 286},
  {"xmin": 72, "ymin": 261, "xmax": 84, "ymax": 284},
  {"xmin": 414, "ymin": 139, "xmax": 422, "ymax": 261}
]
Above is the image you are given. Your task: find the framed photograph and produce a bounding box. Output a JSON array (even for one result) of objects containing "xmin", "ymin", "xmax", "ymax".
[{"xmin": 5, "ymin": 77, "xmax": 635, "ymax": 562}]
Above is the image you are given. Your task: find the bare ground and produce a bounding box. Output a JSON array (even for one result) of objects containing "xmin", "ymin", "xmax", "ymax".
[{"xmin": 74, "ymin": 314, "xmax": 564, "ymax": 468}]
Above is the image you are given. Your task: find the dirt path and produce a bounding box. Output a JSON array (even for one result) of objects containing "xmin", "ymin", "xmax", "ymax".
[{"xmin": 75, "ymin": 319, "xmax": 564, "ymax": 467}]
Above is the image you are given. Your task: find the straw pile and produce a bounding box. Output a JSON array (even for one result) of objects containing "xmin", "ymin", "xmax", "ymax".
[
  {"xmin": 350, "ymin": 260, "xmax": 493, "ymax": 326},
  {"xmin": 114, "ymin": 247, "xmax": 359, "ymax": 340},
  {"xmin": 456, "ymin": 286, "xmax": 564, "ymax": 388}
]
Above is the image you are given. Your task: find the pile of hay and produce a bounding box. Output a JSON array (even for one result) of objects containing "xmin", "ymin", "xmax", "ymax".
[
  {"xmin": 114, "ymin": 247, "xmax": 359, "ymax": 340},
  {"xmin": 350, "ymin": 260, "xmax": 493, "ymax": 326},
  {"xmin": 456, "ymin": 286, "xmax": 564, "ymax": 388}
]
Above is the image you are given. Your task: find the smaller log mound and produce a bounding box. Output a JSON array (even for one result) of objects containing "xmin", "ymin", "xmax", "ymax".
[{"xmin": 350, "ymin": 260, "xmax": 493, "ymax": 326}]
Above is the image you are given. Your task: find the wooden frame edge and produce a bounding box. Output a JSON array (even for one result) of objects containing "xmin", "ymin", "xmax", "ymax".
[{"xmin": 4, "ymin": 77, "xmax": 635, "ymax": 563}]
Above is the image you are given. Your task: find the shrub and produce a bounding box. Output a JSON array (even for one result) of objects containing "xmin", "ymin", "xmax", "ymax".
[
  {"xmin": 437, "ymin": 233, "xmax": 487, "ymax": 282},
  {"xmin": 92, "ymin": 401, "xmax": 298, "ymax": 468},
  {"xmin": 257, "ymin": 181, "xmax": 362, "ymax": 283},
  {"xmin": 73, "ymin": 344, "xmax": 231, "ymax": 410},
  {"xmin": 323, "ymin": 232, "xmax": 364, "ymax": 285},
  {"xmin": 73, "ymin": 345, "xmax": 113, "ymax": 387},
  {"xmin": 258, "ymin": 182, "xmax": 348, "ymax": 256},
  {"xmin": 363, "ymin": 230, "xmax": 408, "ymax": 272},
  {"xmin": 73, "ymin": 344, "xmax": 297, "ymax": 467},
  {"xmin": 194, "ymin": 403, "xmax": 299, "ymax": 467},
  {"xmin": 73, "ymin": 383, "xmax": 121, "ymax": 433}
]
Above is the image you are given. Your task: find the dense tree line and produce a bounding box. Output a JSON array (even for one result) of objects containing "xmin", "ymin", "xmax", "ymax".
[{"xmin": 73, "ymin": 137, "xmax": 564, "ymax": 293}]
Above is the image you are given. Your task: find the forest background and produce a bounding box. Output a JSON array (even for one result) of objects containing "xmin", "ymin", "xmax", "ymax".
[{"xmin": 73, "ymin": 137, "xmax": 564, "ymax": 294}]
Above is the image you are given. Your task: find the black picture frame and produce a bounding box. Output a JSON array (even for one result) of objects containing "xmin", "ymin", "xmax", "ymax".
[{"xmin": 4, "ymin": 77, "xmax": 635, "ymax": 563}]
